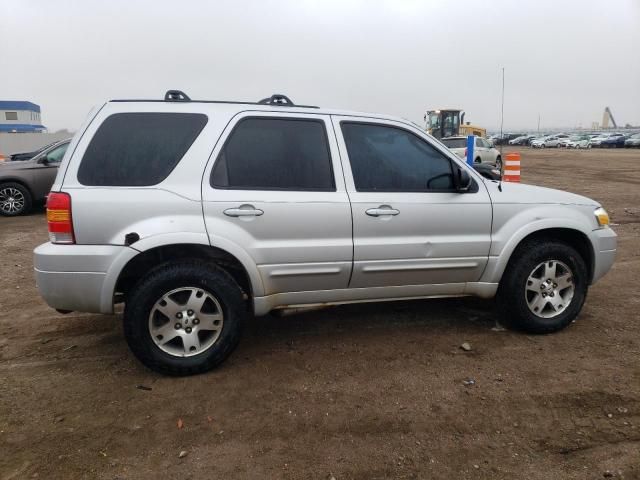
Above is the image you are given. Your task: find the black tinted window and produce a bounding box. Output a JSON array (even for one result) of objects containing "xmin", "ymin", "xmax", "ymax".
[
  {"xmin": 341, "ymin": 123, "xmax": 454, "ymax": 192},
  {"xmin": 211, "ymin": 118, "xmax": 334, "ymax": 191},
  {"xmin": 78, "ymin": 113, "xmax": 207, "ymax": 186},
  {"xmin": 442, "ymin": 138, "xmax": 467, "ymax": 149}
]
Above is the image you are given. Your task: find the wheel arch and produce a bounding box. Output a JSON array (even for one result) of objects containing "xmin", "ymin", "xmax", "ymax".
[
  {"xmin": 114, "ymin": 243, "xmax": 262, "ymax": 305},
  {"xmin": 0, "ymin": 177, "xmax": 35, "ymax": 198},
  {"xmin": 483, "ymin": 225, "xmax": 595, "ymax": 285}
]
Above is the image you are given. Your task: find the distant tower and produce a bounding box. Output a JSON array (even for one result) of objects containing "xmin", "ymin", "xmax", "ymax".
[{"xmin": 601, "ymin": 107, "xmax": 617, "ymax": 129}]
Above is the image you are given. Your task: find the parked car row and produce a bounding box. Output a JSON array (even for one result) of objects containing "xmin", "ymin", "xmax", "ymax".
[{"xmin": 498, "ymin": 132, "xmax": 640, "ymax": 149}]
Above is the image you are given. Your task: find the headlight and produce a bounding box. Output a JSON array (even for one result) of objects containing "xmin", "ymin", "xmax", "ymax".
[{"xmin": 594, "ymin": 207, "xmax": 610, "ymax": 228}]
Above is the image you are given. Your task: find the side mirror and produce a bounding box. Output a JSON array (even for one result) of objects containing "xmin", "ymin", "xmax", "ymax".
[
  {"xmin": 37, "ymin": 156, "xmax": 49, "ymax": 165},
  {"xmin": 455, "ymin": 166, "xmax": 473, "ymax": 192}
]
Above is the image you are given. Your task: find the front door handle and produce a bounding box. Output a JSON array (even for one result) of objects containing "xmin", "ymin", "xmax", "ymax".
[
  {"xmin": 224, "ymin": 205, "xmax": 264, "ymax": 217},
  {"xmin": 366, "ymin": 205, "xmax": 400, "ymax": 217}
]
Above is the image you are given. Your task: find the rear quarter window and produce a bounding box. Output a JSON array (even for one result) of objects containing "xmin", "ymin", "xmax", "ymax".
[
  {"xmin": 77, "ymin": 112, "xmax": 208, "ymax": 186},
  {"xmin": 441, "ymin": 138, "xmax": 467, "ymax": 149}
]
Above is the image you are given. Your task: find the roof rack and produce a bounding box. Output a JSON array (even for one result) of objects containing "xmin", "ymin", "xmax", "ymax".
[
  {"xmin": 258, "ymin": 94, "xmax": 294, "ymax": 106},
  {"xmin": 113, "ymin": 91, "xmax": 319, "ymax": 108},
  {"xmin": 165, "ymin": 90, "xmax": 191, "ymax": 102}
]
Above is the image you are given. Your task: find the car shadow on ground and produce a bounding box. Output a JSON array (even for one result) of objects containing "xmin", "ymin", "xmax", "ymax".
[{"xmin": 21, "ymin": 297, "xmax": 499, "ymax": 376}]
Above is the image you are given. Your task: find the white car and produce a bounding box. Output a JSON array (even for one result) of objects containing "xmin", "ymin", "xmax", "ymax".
[
  {"xmin": 441, "ymin": 136, "xmax": 502, "ymax": 169},
  {"xmin": 532, "ymin": 136, "xmax": 561, "ymax": 148},
  {"xmin": 557, "ymin": 135, "xmax": 573, "ymax": 147},
  {"xmin": 589, "ymin": 135, "xmax": 610, "ymax": 148},
  {"xmin": 565, "ymin": 135, "xmax": 591, "ymax": 149}
]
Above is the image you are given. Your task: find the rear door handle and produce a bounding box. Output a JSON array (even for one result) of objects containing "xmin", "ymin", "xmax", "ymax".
[
  {"xmin": 224, "ymin": 205, "xmax": 264, "ymax": 217},
  {"xmin": 366, "ymin": 205, "xmax": 400, "ymax": 217}
]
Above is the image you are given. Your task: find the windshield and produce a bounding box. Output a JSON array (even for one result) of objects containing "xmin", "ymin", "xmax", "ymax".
[{"xmin": 428, "ymin": 113, "xmax": 441, "ymax": 129}]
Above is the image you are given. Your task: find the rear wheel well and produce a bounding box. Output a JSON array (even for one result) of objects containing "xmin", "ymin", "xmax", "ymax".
[
  {"xmin": 508, "ymin": 228, "xmax": 594, "ymax": 282},
  {"xmin": 0, "ymin": 178, "xmax": 34, "ymax": 198},
  {"xmin": 115, "ymin": 244, "xmax": 252, "ymax": 302}
]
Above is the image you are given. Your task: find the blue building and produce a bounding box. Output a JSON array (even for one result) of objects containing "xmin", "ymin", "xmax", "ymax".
[{"xmin": 0, "ymin": 101, "xmax": 46, "ymax": 133}]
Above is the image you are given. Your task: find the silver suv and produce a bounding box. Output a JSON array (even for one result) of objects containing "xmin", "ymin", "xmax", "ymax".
[{"xmin": 34, "ymin": 91, "xmax": 617, "ymax": 375}]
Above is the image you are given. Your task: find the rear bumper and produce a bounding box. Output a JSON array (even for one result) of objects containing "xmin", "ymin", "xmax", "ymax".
[
  {"xmin": 589, "ymin": 227, "xmax": 617, "ymax": 284},
  {"xmin": 34, "ymin": 243, "xmax": 138, "ymax": 314}
]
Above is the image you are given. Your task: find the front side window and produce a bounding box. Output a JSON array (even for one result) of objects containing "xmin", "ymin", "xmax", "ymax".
[
  {"xmin": 211, "ymin": 117, "xmax": 335, "ymax": 191},
  {"xmin": 78, "ymin": 112, "xmax": 208, "ymax": 186},
  {"xmin": 341, "ymin": 122, "xmax": 454, "ymax": 192}
]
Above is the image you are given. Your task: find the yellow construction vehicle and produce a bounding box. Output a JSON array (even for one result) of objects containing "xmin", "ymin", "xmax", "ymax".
[{"xmin": 425, "ymin": 109, "xmax": 486, "ymax": 139}]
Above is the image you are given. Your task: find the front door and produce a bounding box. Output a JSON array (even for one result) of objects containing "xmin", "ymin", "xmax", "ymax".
[
  {"xmin": 32, "ymin": 142, "xmax": 68, "ymax": 198},
  {"xmin": 202, "ymin": 112, "xmax": 352, "ymax": 296},
  {"xmin": 332, "ymin": 116, "xmax": 492, "ymax": 289}
]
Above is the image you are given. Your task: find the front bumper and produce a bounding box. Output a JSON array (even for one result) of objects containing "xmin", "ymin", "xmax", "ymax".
[
  {"xmin": 34, "ymin": 243, "xmax": 138, "ymax": 314},
  {"xmin": 588, "ymin": 227, "xmax": 617, "ymax": 284}
]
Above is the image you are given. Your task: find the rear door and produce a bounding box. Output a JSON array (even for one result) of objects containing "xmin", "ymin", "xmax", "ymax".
[
  {"xmin": 202, "ymin": 112, "xmax": 352, "ymax": 296},
  {"xmin": 333, "ymin": 116, "xmax": 492, "ymax": 289}
]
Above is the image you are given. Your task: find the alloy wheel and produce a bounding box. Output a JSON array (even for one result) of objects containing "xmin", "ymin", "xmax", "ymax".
[
  {"xmin": 148, "ymin": 287, "xmax": 224, "ymax": 357},
  {"xmin": 525, "ymin": 260, "xmax": 575, "ymax": 319},
  {"xmin": 0, "ymin": 187, "xmax": 25, "ymax": 215}
]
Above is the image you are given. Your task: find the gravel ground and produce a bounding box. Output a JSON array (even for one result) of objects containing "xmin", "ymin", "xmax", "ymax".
[{"xmin": 1, "ymin": 146, "xmax": 639, "ymax": 480}]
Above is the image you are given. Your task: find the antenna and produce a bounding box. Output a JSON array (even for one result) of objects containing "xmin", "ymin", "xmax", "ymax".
[
  {"xmin": 498, "ymin": 67, "xmax": 505, "ymax": 192},
  {"xmin": 499, "ymin": 67, "xmax": 505, "ymax": 157}
]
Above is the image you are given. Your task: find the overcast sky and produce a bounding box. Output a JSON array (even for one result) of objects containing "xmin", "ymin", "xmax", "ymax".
[{"xmin": 1, "ymin": 0, "xmax": 639, "ymax": 132}]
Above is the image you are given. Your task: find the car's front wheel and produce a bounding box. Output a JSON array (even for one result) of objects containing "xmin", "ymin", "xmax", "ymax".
[
  {"xmin": 495, "ymin": 156, "xmax": 502, "ymax": 171},
  {"xmin": 497, "ymin": 239, "xmax": 588, "ymax": 334},
  {"xmin": 0, "ymin": 182, "xmax": 32, "ymax": 216},
  {"xmin": 124, "ymin": 261, "xmax": 247, "ymax": 375}
]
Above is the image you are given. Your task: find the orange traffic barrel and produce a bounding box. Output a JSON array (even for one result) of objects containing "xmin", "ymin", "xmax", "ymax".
[{"xmin": 503, "ymin": 152, "xmax": 520, "ymax": 182}]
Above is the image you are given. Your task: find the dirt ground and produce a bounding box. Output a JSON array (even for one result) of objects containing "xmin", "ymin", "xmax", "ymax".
[{"xmin": 1, "ymin": 147, "xmax": 639, "ymax": 480}]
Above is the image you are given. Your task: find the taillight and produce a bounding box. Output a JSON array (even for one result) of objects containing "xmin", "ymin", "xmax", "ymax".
[{"xmin": 46, "ymin": 192, "xmax": 75, "ymax": 244}]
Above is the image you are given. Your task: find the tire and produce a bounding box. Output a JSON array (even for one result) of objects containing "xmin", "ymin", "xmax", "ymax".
[
  {"xmin": 495, "ymin": 156, "xmax": 502, "ymax": 171},
  {"xmin": 123, "ymin": 260, "xmax": 247, "ymax": 375},
  {"xmin": 0, "ymin": 182, "xmax": 32, "ymax": 216},
  {"xmin": 475, "ymin": 157, "xmax": 481, "ymax": 164},
  {"xmin": 496, "ymin": 239, "xmax": 588, "ymax": 334}
]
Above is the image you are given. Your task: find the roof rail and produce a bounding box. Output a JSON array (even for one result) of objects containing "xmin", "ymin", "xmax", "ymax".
[
  {"xmin": 165, "ymin": 90, "xmax": 191, "ymax": 102},
  {"xmin": 258, "ymin": 94, "xmax": 294, "ymax": 106}
]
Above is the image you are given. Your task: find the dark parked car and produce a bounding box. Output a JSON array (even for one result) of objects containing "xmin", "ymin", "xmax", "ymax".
[
  {"xmin": 600, "ymin": 133, "xmax": 627, "ymax": 148},
  {"xmin": 0, "ymin": 139, "xmax": 70, "ymax": 216},
  {"xmin": 491, "ymin": 133, "xmax": 520, "ymax": 146},
  {"xmin": 7, "ymin": 141, "xmax": 61, "ymax": 162},
  {"xmin": 472, "ymin": 163, "xmax": 502, "ymax": 180}
]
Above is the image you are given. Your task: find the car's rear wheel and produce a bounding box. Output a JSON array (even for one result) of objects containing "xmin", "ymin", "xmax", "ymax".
[
  {"xmin": 497, "ymin": 239, "xmax": 588, "ymax": 334},
  {"xmin": 0, "ymin": 182, "xmax": 32, "ymax": 216},
  {"xmin": 123, "ymin": 261, "xmax": 247, "ymax": 375}
]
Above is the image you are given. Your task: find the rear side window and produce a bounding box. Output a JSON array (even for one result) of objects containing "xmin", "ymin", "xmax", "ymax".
[
  {"xmin": 78, "ymin": 112, "xmax": 208, "ymax": 186},
  {"xmin": 441, "ymin": 138, "xmax": 466, "ymax": 149},
  {"xmin": 211, "ymin": 117, "xmax": 335, "ymax": 191}
]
